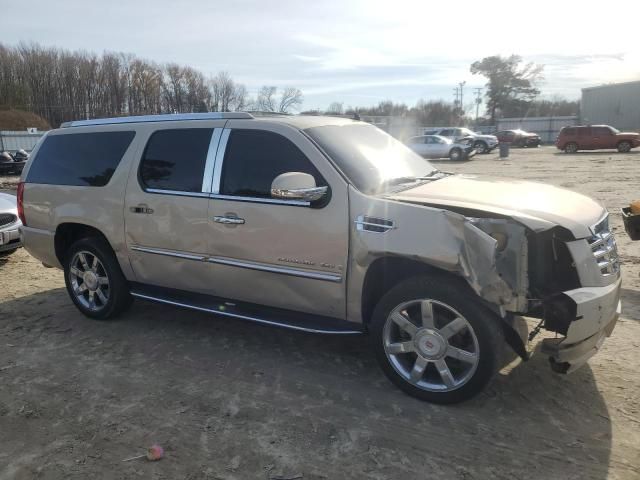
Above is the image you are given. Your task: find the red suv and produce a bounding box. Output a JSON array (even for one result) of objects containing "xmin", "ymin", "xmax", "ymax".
[{"xmin": 556, "ymin": 125, "xmax": 640, "ymax": 153}]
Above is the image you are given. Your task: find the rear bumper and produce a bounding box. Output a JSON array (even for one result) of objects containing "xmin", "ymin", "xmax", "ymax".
[
  {"xmin": 541, "ymin": 277, "xmax": 621, "ymax": 373},
  {"xmin": 20, "ymin": 226, "xmax": 60, "ymax": 267}
]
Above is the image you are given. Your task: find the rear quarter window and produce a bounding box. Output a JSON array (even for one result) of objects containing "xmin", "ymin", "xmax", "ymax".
[
  {"xmin": 139, "ymin": 128, "xmax": 214, "ymax": 193},
  {"xmin": 27, "ymin": 131, "xmax": 135, "ymax": 186}
]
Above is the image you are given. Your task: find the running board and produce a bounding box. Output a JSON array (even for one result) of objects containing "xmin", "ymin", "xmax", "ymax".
[{"xmin": 129, "ymin": 283, "xmax": 364, "ymax": 335}]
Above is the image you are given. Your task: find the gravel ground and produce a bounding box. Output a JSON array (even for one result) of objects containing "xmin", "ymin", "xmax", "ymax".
[{"xmin": 0, "ymin": 146, "xmax": 639, "ymax": 480}]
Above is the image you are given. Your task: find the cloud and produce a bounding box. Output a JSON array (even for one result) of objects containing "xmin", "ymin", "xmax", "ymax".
[{"xmin": 1, "ymin": 0, "xmax": 637, "ymax": 109}]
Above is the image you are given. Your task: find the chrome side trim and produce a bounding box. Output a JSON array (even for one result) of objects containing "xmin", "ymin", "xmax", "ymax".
[
  {"xmin": 145, "ymin": 188, "xmax": 210, "ymax": 198},
  {"xmin": 130, "ymin": 292, "xmax": 362, "ymax": 335},
  {"xmin": 209, "ymin": 194, "xmax": 309, "ymax": 207},
  {"xmin": 130, "ymin": 245, "xmax": 206, "ymax": 261},
  {"xmin": 130, "ymin": 245, "xmax": 341, "ymax": 282},
  {"xmin": 354, "ymin": 215, "xmax": 396, "ymax": 233},
  {"xmin": 61, "ymin": 112, "xmax": 253, "ymax": 128},
  {"xmin": 202, "ymin": 128, "xmax": 223, "ymax": 193},
  {"xmin": 211, "ymin": 128, "xmax": 231, "ymax": 194},
  {"xmin": 207, "ymin": 256, "xmax": 342, "ymax": 282}
]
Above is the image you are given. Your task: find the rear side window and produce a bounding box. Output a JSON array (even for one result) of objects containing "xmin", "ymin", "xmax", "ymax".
[
  {"xmin": 27, "ymin": 131, "xmax": 135, "ymax": 187},
  {"xmin": 592, "ymin": 127, "xmax": 611, "ymax": 136},
  {"xmin": 220, "ymin": 129, "xmax": 325, "ymax": 198},
  {"xmin": 140, "ymin": 128, "xmax": 213, "ymax": 193}
]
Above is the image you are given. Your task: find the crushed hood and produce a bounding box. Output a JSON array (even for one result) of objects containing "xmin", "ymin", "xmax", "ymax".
[{"xmin": 387, "ymin": 174, "xmax": 605, "ymax": 238}]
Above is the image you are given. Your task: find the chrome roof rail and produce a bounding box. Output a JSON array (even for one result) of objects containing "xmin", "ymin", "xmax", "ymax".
[{"xmin": 60, "ymin": 112, "xmax": 254, "ymax": 128}]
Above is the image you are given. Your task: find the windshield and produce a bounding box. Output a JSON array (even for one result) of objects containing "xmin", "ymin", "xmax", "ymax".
[
  {"xmin": 609, "ymin": 126, "xmax": 620, "ymax": 134},
  {"xmin": 305, "ymin": 123, "xmax": 437, "ymax": 194}
]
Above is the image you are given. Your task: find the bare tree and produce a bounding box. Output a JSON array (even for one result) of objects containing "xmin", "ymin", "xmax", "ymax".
[
  {"xmin": 326, "ymin": 102, "xmax": 344, "ymax": 115},
  {"xmin": 255, "ymin": 86, "xmax": 277, "ymax": 112},
  {"xmin": 0, "ymin": 41, "xmax": 303, "ymax": 126},
  {"xmin": 230, "ymin": 83, "xmax": 248, "ymax": 111},
  {"xmin": 278, "ymin": 87, "xmax": 303, "ymax": 113}
]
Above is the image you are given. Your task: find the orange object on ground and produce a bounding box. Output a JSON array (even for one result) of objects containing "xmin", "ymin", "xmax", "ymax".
[{"xmin": 631, "ymin": 200, "xmax": 640, "ymax": 215}]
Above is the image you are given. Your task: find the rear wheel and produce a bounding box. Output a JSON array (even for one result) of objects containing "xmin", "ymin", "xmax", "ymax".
[
  {"xmin": 370, "ymin": 275, "xmax": 504, "ymax": 404},
  {"xmin": 63, "ymin": 237, "xmax": 132, "ymax": 320},
  {"xmin": 564, "ymin": 142, "xmax": 578, "ymax": 153},
  {"xmin": 449, "ymin": 147, "xmax": 463, "ymax": 161},
  {"xmin": 617, "ymin": 141, "xmax": 631, "ymax": 153}
]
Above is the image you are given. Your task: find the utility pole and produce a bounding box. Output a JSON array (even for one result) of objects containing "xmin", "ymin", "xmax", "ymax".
[
  {"xmin": 458, "ymin": 81, "xmax": 466, "ymax": 115},
  {"xmin": 453, "ymin": 87, "xmax": 460, "ymax": 110},
  {"xmin": 474, "ymin": 87, "xmax": 483, "ymax": 127}
]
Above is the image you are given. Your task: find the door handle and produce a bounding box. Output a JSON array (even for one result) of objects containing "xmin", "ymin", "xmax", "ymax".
[
  {"xmin": 213, "ymin": 215, "xmax": 245, "ymax": 225},
  {"xmin": 130, "ymin": 204, "xmax": 154, "ymax": 214}
]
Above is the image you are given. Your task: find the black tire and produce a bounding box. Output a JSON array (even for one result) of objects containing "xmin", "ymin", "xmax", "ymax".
[
  {"xmin": 564, "ymin": 142, "xmax": 578, "ymax": 153},
  {"xmin": 63, "ymin": 236, "xmax": 132, "ymax": 320},
  {"xmin": 449, "ymin": 147, "xmax": 463, "ymax": 161},
  {"xmin": 617, "ymin": 141, "xmax": 631, "ymax": 153},
  {"xmin": 473, "ymin": 141, "xmax": 488, "ymax": 154},
  {"xmin": 370, "ymin": 274, "xmax": 504, "ymax": 404}
]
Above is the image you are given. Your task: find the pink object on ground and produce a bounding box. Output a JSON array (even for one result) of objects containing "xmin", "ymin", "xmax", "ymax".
[{"xmin": 146, "ymin": 444, "xmax": 164, "ymax": 461}]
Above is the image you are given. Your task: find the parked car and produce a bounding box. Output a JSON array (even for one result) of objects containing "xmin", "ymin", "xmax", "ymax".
[
  {"xmin": 423, "ymin": 127, "xmax": 498, "ymax": 154},
  {"xmin": 406, "ymin": 135, "xmax": 476, "ymax": 161},
  {"xmin": 0, "ymin": 192, "xmax": 23, "ymax": 257},
  {"xmin": 556, "ymin": 125, "xmax": 640, "ymax": 153},
  {"xmin": 19, "ymin": 113, "xmax": 620, "ymax": 404},
  {"xmin": 495, "ymin": 129, "xmax": 541, "ymax": 147},
  {"xmin": 0, "ymin": 150, "xmax": 28, "ymax": 175}
]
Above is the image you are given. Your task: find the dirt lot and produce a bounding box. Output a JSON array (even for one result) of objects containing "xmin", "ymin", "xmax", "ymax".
[{"xmin": 1, "ymin": 146, "xmax": 639, "ymax": 480}]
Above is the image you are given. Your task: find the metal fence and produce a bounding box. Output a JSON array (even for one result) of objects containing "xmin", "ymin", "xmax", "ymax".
[
  {"xmin": 0, "ymin": 130, "xmax": 46, "ymax": 152},
  {"xmin": 496, "ymin": 116, "xmax": 578, "ymax": 143}
]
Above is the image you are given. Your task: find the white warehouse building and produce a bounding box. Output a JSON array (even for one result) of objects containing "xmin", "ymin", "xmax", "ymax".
[{"xmin": 581, "ymin": 80, "xmax": 640, "ymax": 132}]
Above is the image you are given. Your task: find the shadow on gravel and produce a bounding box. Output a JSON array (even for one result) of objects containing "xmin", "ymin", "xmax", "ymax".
[
  {"xmin": 0, "ymin": 287, "xmax": 614, "ymax": 479},
  {"xmin": 620, "ymin": 287, "xmax": 640, "ymax": 321}
]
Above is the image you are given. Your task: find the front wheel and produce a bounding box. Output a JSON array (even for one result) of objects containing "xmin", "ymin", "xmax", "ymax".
[
  {"xmin": 564, "ymin": 142, "xmax": 578, "ymax": 153},
  {"xmin": 370, "ymin": 275, "xmax": 504, "ymax": 404},
  {"xmin": 63, "ymin": 236, "xmax": 132, "ymax": 320},
  {"xmin": 449, "ymin": 147, "xmax": 463, "ymax": 161},
  {"xmin": 473, "ymin": 141, "xmax": 488, "ymax": 154},
  {"xmin": 617, "ymin": 141, "xmax": 631, "ymax": 153}
]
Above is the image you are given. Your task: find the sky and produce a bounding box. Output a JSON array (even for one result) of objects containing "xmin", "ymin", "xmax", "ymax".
[{"xmin": 3, "ymin": 0, "xmax": 639, "ymax": 112}]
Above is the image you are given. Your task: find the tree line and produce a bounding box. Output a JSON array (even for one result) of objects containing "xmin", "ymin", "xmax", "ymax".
[{"xmin": 0, "ymin": 42, "xmax": 303, "ymax": 127}]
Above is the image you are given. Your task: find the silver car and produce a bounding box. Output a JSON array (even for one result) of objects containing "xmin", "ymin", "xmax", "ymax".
[
  {"xmin": 19, "ymin": 113, "xmax": 621, "ymax": 404},
  {"xmin": 0, "ymin": 192, "xmax": 22, "ymax": 257},
  {"xmin": 424, "ymin": 127, "xmax": 499, "ymax": 154},
  {"xmin": 407, "ymin": 135, "xmax": 476, "ymax": 161}
]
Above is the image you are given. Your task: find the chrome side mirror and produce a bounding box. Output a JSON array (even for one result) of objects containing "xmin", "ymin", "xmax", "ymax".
[{"xmin": 271, "ymin": 172, "xmax": 328, "ymax": 202}]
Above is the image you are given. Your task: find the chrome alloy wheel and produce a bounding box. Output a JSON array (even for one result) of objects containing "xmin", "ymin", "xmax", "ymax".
[
  {"xmin": 382, "ymin": 299, "xmax": 480, "ymax": 392},
  {"xmin": 68, "ymin": 251, "xmax": 110, "ymax": 312}
]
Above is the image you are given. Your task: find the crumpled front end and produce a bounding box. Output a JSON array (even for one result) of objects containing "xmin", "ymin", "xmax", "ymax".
[{"xmin": 536, "ymin": 214, "xmax": 621, "ymax": 373}]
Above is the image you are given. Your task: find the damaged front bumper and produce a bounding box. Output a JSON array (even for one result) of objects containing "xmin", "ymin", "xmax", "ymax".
[{"xmin": 541, "ymin": 277, "xmax": 621, "ymax": 373}]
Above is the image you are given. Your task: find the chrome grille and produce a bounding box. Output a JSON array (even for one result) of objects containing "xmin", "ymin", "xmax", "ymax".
[
  {"xmin": 587, "ymin": 215, "xmax": 619, "ymax": 276},
  {"xmin": 0, "ymin": 213, "xmax": 17, "ymax": 227}
]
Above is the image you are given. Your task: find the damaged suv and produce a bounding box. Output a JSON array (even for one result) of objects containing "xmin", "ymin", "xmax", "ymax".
[{"xmin": 19, "ymin": 113, "xmax": 621, "ymax": 403}]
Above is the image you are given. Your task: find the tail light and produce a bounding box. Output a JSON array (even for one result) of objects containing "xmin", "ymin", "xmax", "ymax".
[{"xmin": 17, "ymin": 181, "xmax": 26, "ymax": 226}]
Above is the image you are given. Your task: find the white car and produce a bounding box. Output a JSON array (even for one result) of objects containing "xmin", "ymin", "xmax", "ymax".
[
  {"xmin": 0, "ymin": 192, "xmax": 22, "ymax": 257},
  {"xmin": 423, "ymin": 127, "xmax": 498, "ymax": 154},
  {"xmin": 407, "ymin": 135, "xmax": 476, "ymax": 161}
]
